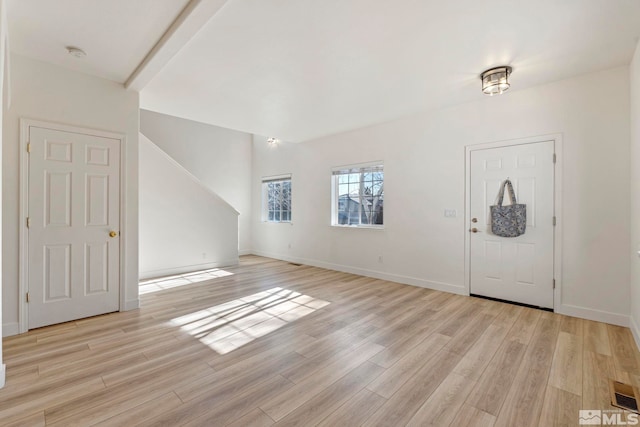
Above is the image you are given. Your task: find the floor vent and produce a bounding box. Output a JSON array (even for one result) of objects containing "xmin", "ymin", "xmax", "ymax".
[
  {"xmin": 289, "ymin": 263, "xmax": 302, "ymax": 266},
  {"xmin": 610, "ymin": 380, "xmax": 640, "ymax": 413}
]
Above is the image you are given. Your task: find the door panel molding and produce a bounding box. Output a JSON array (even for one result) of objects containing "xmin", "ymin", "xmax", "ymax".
[
  {"xmin": 464, "ymin": 134, "xmax": 563, "ymax": 311},
  {"xmin": 19, "ymin": 119, "xmax": 126, "ymax": 333}
]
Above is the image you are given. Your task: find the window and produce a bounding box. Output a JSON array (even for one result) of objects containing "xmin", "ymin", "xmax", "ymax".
[
  {"xmin": 262, "ymin": 175, "xmax": 292, "ymax": 222},
  {"xmin": 332, "ymin": 163, "xmax": 384, "ymax": 227}
]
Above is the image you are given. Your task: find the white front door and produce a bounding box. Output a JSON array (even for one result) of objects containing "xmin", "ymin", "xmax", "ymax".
[
  {"xmin": 469, "ymin": 141, "xmax": 555, "ymax": 308},
  {"xmin": 28, "ymin": 126, "xmax": 121, "ymax": 329}
]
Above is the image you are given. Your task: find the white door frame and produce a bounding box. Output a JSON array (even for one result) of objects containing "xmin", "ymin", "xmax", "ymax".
[
  {"xmin": 464, "ymin": 134, "xmax": 563, "ymax": 310},
  {"xmin": 19, "ymin": 118, "xmax": 127, "ymax": 333}
]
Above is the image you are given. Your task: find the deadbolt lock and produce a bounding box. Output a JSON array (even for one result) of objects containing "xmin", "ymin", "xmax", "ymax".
[{"xmin": 471, "ymin": 218, "xmax": 478, "ymax": 223}]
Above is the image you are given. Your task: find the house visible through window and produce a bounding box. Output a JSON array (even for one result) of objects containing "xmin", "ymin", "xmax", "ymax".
[
  {"xmin": 262, "ymin": 175, "xmax": 292, "ymax": 222},
  {"xmin": 332, "ymin": 163, "xmax": 383, "ymax": 227}
]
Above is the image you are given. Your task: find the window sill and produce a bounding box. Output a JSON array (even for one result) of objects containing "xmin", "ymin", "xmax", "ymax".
[
  {"xmin": 330, "ymin": 224, "xmax": 384, "ymax": 230},
  {"xmin": 262, "ymin": 221, "xmax": 293, "ymax": 225}
]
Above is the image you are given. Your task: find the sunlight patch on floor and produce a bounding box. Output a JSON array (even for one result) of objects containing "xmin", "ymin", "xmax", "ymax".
[
  {"xmin": 169, "ymin": 287, "xmax": 330, "ymax": 354},
  {"xmin": 139, "ymin": 268, "xmax": 234, "ymax": 294}
]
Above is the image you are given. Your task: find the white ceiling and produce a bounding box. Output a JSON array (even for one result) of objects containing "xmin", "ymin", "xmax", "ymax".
[
  {"xmin": 7, "ymin": 0, "xmax": 190, "ymax": 83},
  {"xmin": 7, "ymin": 0, "xmax": 640, "ymax": 142}
]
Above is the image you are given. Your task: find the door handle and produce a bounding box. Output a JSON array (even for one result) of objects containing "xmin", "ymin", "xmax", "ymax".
[
  {"xmin": 469, "ymin": 228, "xmax": 480, "ymax": 233},
  {"xmin": 109, "ymin": 231, "xmax": 118, "ymax": 238}
]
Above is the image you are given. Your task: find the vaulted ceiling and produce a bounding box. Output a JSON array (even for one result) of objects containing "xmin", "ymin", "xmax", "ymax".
[{"xmin": 8, "ymin": 0, "xmax": 640, "ymax": 142}]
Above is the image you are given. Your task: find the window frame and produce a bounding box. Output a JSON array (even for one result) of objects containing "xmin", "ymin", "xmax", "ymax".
[
  {"xmin": 331, "ymin": 161, "xmax": 384, "ymax": 229},
  {"xmin": 261, "ymin": 174, "xmax": 292, "ymax": 223}
]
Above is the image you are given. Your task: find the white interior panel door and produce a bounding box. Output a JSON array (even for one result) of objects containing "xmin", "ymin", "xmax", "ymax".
[
  {"xmin": 469, "ymin": 141, "xmax": 554, "ymax": 308},
  {"xmin": 28, "ymin": 126, "xmax": 120, "ymax": 329}
]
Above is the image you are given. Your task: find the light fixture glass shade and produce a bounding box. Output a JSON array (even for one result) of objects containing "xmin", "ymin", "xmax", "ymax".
[
  {"xmin": 481, "ymin": 66, "xmax": 512, "ymax": 96},
  {"xmin": 267, "ymin": 137, "xmax": 280, "ymax": 145}
]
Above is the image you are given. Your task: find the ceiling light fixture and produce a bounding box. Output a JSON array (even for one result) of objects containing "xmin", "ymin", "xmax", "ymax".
[
  {"xmin": 481, "ymin": 66, "xmax": 512, "ymax": 96},
  {"xmin": 66, "ymin": 46, "xmax": 87, "ymax": 59},
  {"xmin": 267, "ymin": 137, "xmax": 280, "ymax": 145}
]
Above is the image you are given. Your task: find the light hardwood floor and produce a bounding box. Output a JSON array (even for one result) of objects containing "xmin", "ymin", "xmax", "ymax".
[{"xmin": 2, "ymin": 255, "xmax": 640, "ymax": 426}]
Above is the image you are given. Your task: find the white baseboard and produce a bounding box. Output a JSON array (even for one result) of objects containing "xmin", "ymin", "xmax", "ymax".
[
  {"xmin": 251, "ymin": 250, "xmax": 467, "ymax": 296},
  {"xmin": 239, "ymin": 249, "xmax": 252, "ymax": 256},
  {"xmin": 2, "ymin": 322, "xmax": 19, "ymax": 337},
  {"xmin": 123, "ymin": 299, "xmax": 140, "ymax": 311},
  {"xmin": 0, "ymin": 364, "xmax": 5, "ymax": 389},
  {"xmin": 252, "ymin": 251, "xmax": 636, "ymax": 330},
  {"xmin": 556, "ymin": 303, "xmax": 630, "ymax": 327},
  {"xmin": 139, "ymin": 258, "xmax": 239, "ymax": 280},
  {"xmin": 630, "ymin": 315, "xmax": 640, "ymax": 351}
]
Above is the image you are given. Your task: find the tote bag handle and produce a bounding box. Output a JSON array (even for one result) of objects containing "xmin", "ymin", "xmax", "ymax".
[{"xmin": 496, "ymin": 179, "xmax": 518, "ymax": 206}]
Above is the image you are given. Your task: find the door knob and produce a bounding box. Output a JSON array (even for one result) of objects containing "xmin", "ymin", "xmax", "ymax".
[
  {"xmin": 470, "ymin": 228, "xmax": 479, "ymax": 233},
  {"xmin": 109, "ymin": 231, "xmax": 118, "ymax": 238}
]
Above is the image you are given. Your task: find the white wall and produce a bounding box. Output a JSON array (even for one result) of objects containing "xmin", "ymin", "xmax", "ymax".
[
  {"xmin": 630, "ymin": 41, "xmax": 640, "ymax": 344},
  {"xmin": 3, "ymin": 54, "xmax": 140, "ymax": 336},
  {"xmin": 0, "ymin": 0, "xmax": 7, "ymax": 388},
  {"xmin": 139, "ymin": 134, "xmax": 239, "ymax": 278},
  {"xmin": 252, "ymin": 66, "xmax": 631, "ymax": 326},
  {"xmin": 140, "ymin": 109, "xmax": 252, "ymax": 254}
]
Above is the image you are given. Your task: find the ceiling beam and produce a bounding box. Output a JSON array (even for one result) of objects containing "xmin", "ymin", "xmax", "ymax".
[{"xmin": 125, "ymin": 0, "xmax": 228, "ymax": 92}]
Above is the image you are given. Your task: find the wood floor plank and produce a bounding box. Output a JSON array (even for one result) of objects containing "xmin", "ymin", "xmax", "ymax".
[
  {"xmin": 316, "ymin": 388, "xmax": 387, "ymax": 427},
  {"xmin": 182, "ymin": 375, "xmax": 295, "ymax": 427},
  {"xmin": 406, "ymin": 372, "xmax": 477, "ymax": 427},
  {"xmin": 582, "ymin": 350, "xmax": 618, "ymax": 410},
  {"xmin": 0, "ymin": 377, "xmax": 106, "ymax": 422},
  {"xmin": 449, "ymin": 405, "xmax": 496, "ymax": 427},
  {"xmin": 548, "ymin": 331, "xmax": 583, "ymax": 396},
  {"xmin": 2, "ymin": 411, "xmax": 46, "ymax": 427},
  {"xmin": 445, "ymin": 312, "xmax": 502, "ymax": 357},
  {"xmin": 367, "ymin": 332, "xmax": 450, "ymax": 398},
  {"xmin": 537, "ymin": 385, "xmax": 581, "ymax": 427},
  {"xmin": 281, "ymin": 329, "xmax": 377, "ymax": 385},
  {"xmin": 367, "ymin": 295, "xmax": 466, "ymax": 368},
  {"xmin": 260, "ymin": 340, "xmax": 384, "ymax": 421},
  {"xmin": 0, "ymin": 255, "xmax": 639, "ymax": 426},
  {"xmin": 176, "ymin": 350, "xmax": 304, "ymax": 404},
  {"xmin": 453, "ymin": 323, "xmax": 514, "ymax": 381},
  {"xmin": 226, "ymin": 408, "xmax": 275, "ymax": 427},
  {"xmin": 272, "ymin": 361, "xmax": 384, "ymax": 427},
  {"xmin": 584, "ymin": 319, "xmax": 612, "ymax": 355},
  {"xmin": 92, "ymin": 392, "xmax": 183, "ymax": 427},
  {"xmin": 608, "ymin": 324, "xmax": 640, "ymax": 374},
  {"xmin": 362, "ymin": 349, "xmax": 463, "ymax": 426},
  {"xmin": 493, "ymin": 314, "xmax": 561, "ymax": 427},
  {"xmin": 45, "ymin": 360, "xmax": 215, "ymax": 426},
  {"xmin": 505, "ymin": 307, "xmax": 542, "ymax": 345}
]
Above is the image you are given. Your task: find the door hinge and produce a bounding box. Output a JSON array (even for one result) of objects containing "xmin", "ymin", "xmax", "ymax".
[
  {"xmin": 26, "ymin": 217, "xmax": 31, "ymax": 228},
  {"xmin": 553, "ymin": 279, "xmax": 556, "ymax": 289},
  {"xmin": 26, "ymin": 292, "xmax": 30, "ymax": 303},
  {"xmin": 26, "ymin": 143, "xmax": 31, "ymax": 153},
  {"xmin": 553, "ymin": 153, "xmax": 556, "ymax": 163},
  {"xmin": 553, "ymin": 216, "xmax": 556, "ymax": 226}
]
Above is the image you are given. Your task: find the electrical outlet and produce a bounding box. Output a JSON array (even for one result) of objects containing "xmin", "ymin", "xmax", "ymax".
[
  {"xmin": 444, "ymin": 209, "xmax": 457, "ymax": 218},
  {"xmin": 202, "ymin": 252, "xmax": 206, "ymax": 259},
  {"xmin": 378, "ymin": 255, "xmax": 383, "ymax": 263}
]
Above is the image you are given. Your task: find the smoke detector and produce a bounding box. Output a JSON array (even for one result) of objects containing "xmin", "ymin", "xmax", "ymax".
[{"xmin": 66, "ymin": 46, "xmax": 87, "ymax": 58}]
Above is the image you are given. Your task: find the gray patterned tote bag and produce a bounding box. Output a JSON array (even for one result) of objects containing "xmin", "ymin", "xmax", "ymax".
[{"xmin": 490, "ymin": 179, "xmax": 526, "ymax": 237}]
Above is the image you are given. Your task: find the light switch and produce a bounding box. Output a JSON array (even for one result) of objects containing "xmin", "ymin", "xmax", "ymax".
[{"xmin": 444, "ymin": 209, "xmax": 457, "ymax": 218}]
